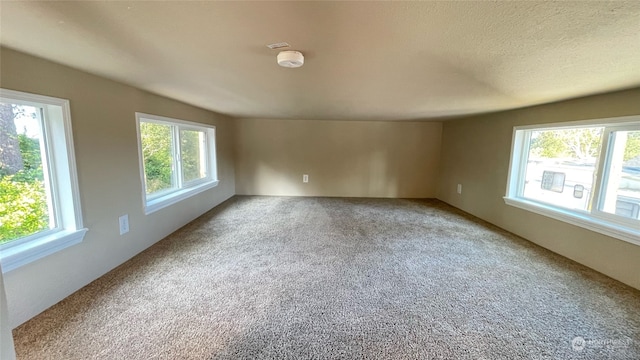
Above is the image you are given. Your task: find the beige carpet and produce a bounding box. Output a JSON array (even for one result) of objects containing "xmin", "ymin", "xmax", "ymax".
[{"xmin": 13, "ymin": 196, "xmax": 640, "ymax": 359}]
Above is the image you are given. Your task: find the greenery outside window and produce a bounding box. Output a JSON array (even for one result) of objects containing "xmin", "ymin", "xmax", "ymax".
[
  {"xmin": 505, "ymin": 116, "xmax": 640, "ymax": 245},
  {"xmin": 0, "ymin": 89, "xmax": 86, "ymax": 272},
  {"xmin": 135, "ymin": 113, "xmax": 218, "ymax": 214}
]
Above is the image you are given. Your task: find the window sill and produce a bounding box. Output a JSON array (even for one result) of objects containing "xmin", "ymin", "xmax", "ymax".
[
  {"xmin": 503, "ymin": 197, "xmax": 639, "ymax": 246},
  {"xmin": 0, "ymin": 228, "xmax": 88, "ymax": 273},
  {"xmin": 144, "ymin": 179, "xmax": 220, "ymax": 215}
]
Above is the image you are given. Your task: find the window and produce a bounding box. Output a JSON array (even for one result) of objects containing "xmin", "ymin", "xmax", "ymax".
[
  {"xmin": 0, "ymin": 89, "xmax": 86, "ymax": 272},
  {"xmin": 135, "ymin": 113, "xmax": 218, "ymax": 214},
  {"xmin": 505, "ymin": 116, "xmax": 640, "ymax": 245}
]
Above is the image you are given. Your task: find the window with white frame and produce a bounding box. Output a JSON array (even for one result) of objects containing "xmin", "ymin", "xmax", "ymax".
[
  {"xmin": 135, "ymin": 113, "xmax": 218, "ymax": 214},
  {"xmin": 505, "ymin": 116, "xmax": 640, "ymax": 245},
  {"xmin": 0, "ymin": 89, "xmax": 86, "ymax": 272}
]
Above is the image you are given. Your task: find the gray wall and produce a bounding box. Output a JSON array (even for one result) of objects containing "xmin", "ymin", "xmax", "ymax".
[
  {"xmin": 0, "ymin": 48, "xmax": 236, "ymax": 327},
  {"xmin": 437, "ymin": 88, "xmax": 640, "ymax": 290},
  {"xmin": 235, "ymin": 118, "xmax": 442, "ymax": 198}
]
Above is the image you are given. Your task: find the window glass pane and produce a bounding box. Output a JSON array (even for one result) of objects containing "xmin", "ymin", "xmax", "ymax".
[
  {"xmin": 522, "ymin": 127, "xmax": 604, "ymax": 211},
  {"xmin": 180, "ymin": 129, "xmax": 206, "ymax": 183},
  {"xmin": 140, "ymin": 122, "xmax": 175, "ymax": 194},
  {"xmin": 0, "ymin": 103, "xmax": 53, "ymax": 244},
  {"xmin": 600, "ymin": 130, "xmax": 640, "ymax": 220}
]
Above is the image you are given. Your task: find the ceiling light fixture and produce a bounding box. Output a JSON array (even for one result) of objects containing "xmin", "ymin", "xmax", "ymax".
[{"xmin": 277, "ymin": 51, "xmax": 304, "ymax": 68}]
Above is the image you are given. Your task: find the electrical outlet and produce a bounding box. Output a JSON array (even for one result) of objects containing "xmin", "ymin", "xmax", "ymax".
[
  {"xmin": 303, "ymin": 174, "xmax": 309, "ymax": 183},
  {"xmin": 457, "ymin": 184, "xmax": 462, "ymax": 194},
  {"xmin": 119, "ymin": 214, "xmax": 129, "ymax": 235}
]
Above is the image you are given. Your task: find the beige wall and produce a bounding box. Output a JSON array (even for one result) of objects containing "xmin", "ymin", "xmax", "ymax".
[
  {"xmin": 437, "ymin": 88, "xmax": 640, "ymax": 290},
  {"xmin": 235, "ymin": 118, "xmax": 442, "ymax": 198},
  {"xmin": 0, "ymin": 48, "xmax": 236, "ymax": 327}
]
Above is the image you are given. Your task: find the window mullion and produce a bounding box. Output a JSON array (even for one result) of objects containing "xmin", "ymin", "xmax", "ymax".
[
  {"xmin": 200, "ymin": 132, "xmax": 208, "ymax": 178},
  {"xmin": 588, "ymin": 128, "xmax": 611, "ymax": 215},
  {"xmin": 173, "ymin": 125, "xmax": 183, "ymax": 189}
]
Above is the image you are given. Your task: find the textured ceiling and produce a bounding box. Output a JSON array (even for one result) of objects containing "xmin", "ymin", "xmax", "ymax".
[{"xmin": 1, "ymin": 1, "xmax": 639, "ymax": 121}]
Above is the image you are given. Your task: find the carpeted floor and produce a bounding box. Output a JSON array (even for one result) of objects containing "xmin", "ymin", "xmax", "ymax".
[{"xmin": 12, "ymin": 196, "xmax": 640, "ymax": 359}]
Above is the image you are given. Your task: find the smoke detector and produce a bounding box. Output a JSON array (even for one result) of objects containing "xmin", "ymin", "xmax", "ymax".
[{"xmin": 277, "ymin": 51, "xmax": 304, "ymax": 68}]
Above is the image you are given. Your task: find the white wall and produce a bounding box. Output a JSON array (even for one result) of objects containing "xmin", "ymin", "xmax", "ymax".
[
  {"xmin": 0, "ymin": 48, "xmax": 236, "ymax": 327},
  {"xmin": 0, "ymin": 265, "xmax": 16, "ymax": 360}
]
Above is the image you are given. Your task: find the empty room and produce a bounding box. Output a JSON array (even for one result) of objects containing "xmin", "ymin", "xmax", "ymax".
[{"xmin": 1, "ymin": 1, "xmax": 639, "ymax": 359}]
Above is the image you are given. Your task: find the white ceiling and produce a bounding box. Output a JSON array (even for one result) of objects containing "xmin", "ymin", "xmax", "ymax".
[{"xmin": 1, "ymin": 1, "xmax": 639, "ymax": 121}]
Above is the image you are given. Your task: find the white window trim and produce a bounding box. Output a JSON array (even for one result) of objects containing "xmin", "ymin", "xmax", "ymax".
[
  {"xmin": 503, "ymin": 198, "xmax": 639, "ymax": 244},
  {"xmin": 145, "ymin": 180, "xmax": 219, "ymax": 214},
  {"xmin": 504, "ymin": 115, "xmax": 640, "ymax": 246},
  {"xmin": 135, "ymin": 112, "xmax": 219, "ymax": 215},
  {"xmin": 0, "ymin": 89, "xmax": 87, "ymax": 273}
]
